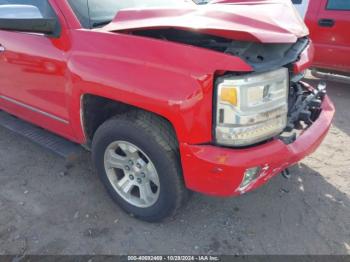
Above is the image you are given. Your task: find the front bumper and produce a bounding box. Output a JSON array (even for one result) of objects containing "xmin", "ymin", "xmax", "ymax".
[{"xmin": 179, "ymin": 95, "xmax": 335, "ymax": 197}]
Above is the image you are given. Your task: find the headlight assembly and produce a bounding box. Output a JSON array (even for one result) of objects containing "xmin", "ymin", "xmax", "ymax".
[{"xmin": 215, "ymin": 68, "xmax": 289, "ymax": 147}]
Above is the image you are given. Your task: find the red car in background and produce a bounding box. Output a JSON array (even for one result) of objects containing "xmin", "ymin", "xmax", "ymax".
[{"xmin": 293, "ymin": 0, "xmax": 350, "ymax": 75}]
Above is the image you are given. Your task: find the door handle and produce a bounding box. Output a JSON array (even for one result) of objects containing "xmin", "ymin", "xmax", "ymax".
[{"xmin": 318, "ymin": 18, "xmax": 335, "ymax": 27}]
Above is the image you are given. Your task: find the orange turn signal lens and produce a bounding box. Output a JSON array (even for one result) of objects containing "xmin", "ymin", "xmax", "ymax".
[{"xmin": 220, "ymin": 87, "xmax": 238, "ymax": 106}]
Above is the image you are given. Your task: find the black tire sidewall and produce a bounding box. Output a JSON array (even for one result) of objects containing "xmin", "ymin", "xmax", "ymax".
[{"xmin": 92, "ymin": 119, "xmax": 180, "ymax": 222}]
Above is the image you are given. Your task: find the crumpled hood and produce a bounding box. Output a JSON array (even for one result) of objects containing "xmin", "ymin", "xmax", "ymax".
[{"xmin": 102, "ymin": 0, "xmax": 308, "ymax": 43}]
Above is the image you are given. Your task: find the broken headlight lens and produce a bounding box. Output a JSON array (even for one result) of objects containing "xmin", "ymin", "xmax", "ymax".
[{"xmin": 215, "ymin": 68, "xmax": 288, "ymax": 147}]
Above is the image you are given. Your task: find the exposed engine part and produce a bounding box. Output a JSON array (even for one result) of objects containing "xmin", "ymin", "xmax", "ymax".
[
  {"xmin": 290, "ymin": 71, "xmax": 306, "ymax": 83},
  {"xmin": 133, "ymin": 29, "xmax": 309, "ymax": 72},
  {"xmin": 279, "ymin": 81, "xmax": 326, "ymax": 144}
]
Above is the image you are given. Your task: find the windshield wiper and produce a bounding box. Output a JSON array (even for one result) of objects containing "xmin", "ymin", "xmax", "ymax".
[{"xmin": 92, "ymin": 20, "xmax": 112, "ymax": 28}]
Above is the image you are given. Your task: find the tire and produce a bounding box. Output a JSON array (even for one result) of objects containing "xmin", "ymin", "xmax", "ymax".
[{"xmin": 92, "ymin": 111, "xmax": 188, "ymax": 222}]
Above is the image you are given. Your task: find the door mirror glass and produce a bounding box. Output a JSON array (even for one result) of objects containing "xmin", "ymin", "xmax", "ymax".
[
  {"xmin": 0, "ymin": 4, "xmax": 43, "ymax": 19},
  {"xmin": 0, "ymin": 4, "xmax": 58, "ymax": 36}
]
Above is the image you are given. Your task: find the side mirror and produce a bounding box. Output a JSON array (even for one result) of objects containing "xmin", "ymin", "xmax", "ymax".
[{"xmin": 0, "ymin": 5, "xmax": 58, "ymax": 36}]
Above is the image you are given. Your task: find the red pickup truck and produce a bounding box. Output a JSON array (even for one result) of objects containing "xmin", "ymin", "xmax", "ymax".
[
  {"xmin": 293, "ymin": 0, "xmax": 350, "ymax": 75},
  {"xmin": 0, "ymin": 0, "xmax": 334, "ymax": 222}
]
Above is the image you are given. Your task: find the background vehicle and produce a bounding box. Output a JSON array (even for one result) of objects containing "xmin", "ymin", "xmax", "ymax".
[
  {"xmin": 292, "ymin": 0, "xmax": 350, "ymax": 75},
  {"xmin": 0, "ymin": 0, "xmax": 334, "ymax": 222}
]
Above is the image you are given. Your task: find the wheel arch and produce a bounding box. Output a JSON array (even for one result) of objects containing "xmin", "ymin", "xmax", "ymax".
[{"xmin": 80, "ymin": 93, "xmax": 179, "ymax": 149}]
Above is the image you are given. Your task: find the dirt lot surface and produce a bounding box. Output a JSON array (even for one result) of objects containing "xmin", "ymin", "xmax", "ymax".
[{"xmin": 0, "ymin": 75, "xmax": 349, "ymax": 255}]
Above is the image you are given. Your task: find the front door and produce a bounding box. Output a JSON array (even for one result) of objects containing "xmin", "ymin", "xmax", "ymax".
[{"xmin": 0, "ymin": 0, "xmax": 73, "ymax": 138}]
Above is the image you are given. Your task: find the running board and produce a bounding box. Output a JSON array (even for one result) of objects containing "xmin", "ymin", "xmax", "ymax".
[
  {"xmin": 0, "ymin": 111, "xmax": 84, "ymax": 163},
  {"xmin": 311, "ymin": 69, "xmax": 350, "ymax": 84}
]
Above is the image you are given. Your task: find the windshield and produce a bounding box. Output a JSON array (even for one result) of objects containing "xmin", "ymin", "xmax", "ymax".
[{"xmin": 68, "ymin": 0, "xmax": 191, "ymax": 28}]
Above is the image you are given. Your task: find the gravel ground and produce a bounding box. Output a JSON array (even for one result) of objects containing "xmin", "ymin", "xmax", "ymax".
[{"xmin": 0, "ymin": 75, "xmax": 349, "ymax": 255}]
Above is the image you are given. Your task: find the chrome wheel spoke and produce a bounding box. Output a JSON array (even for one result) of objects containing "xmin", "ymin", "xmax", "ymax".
[
  {"xmin": 139, "ymin": 183, "xmax": 156, "ymax": 204},
  {"xmin": 119, "ymin": 142, "xmax": 138, "ymax": 158},
  {"xmin": 116, "ymin": 174, "xmax": 136, "ymax": 195},
  {"xmin": 119, "ymin": 178, "xmax": 134, "ymax": 194},
  {"xmin": 117, "ymin": 175, "xmax": 130, "ymax": 188},
  {"xmin": 106, "ymin": 150, "xmax": 127, "ymax": 169},
  {"xmin": 145, "ymin": 163, "xmax": 159, "ymax": 185}
]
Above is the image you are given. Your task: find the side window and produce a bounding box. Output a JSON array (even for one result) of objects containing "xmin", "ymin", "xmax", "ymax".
[
  {"xmin": 292, "ymin": 0, "xmax": 303, "ymax": 4},
  {"xmin": 0, "ymin": 0, "xmax": 56, "ymax": 19},
  {"xmin": 67, "ymin": 0, "xmax": 90, "ymax": 28},
  {"xmin": 327, "ymin": 0, "xmax": 350, "ymax": 10}
]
